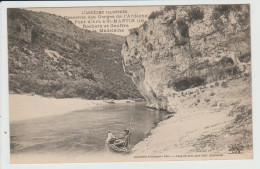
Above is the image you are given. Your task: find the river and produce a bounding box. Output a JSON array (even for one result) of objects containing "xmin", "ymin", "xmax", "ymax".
[{"xmin": 10, "ymin": 102, "xmax": 167, "ymax": 155}]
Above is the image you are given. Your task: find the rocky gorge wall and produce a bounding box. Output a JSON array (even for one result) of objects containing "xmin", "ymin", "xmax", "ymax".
[
  {"xmin": 121, "ymin": 5, "xmax": 251, "ymax": 111},
  {"xmin": 8, "ymin": 9, "xmax": 143, "ymax": 100}
]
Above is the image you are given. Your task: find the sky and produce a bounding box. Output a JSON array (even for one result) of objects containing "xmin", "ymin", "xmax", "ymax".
[{"xmin": 27, "ymin": 6, "xmax": 163, "ymax": 36}]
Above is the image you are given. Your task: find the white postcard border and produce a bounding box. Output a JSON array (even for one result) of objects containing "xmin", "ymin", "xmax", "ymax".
[{"xmin": 1, "ymin": 1, "xmax": 260, "ymax": 169}]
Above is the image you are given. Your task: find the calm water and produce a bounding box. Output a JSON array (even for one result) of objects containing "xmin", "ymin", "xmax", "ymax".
[{"xmin": 10, "ymin": 102, "xmax": 167, "ymax": 154}]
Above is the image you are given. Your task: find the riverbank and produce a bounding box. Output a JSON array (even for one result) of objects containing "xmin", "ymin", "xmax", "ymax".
[
  {"xmin": 9, "ymin": 94, "xmax": 136, "ymax": 122},
  {"xmin": 10, "ymin": 96, "xmax": 162, "ymax": 164},
  {"xmin": 131, "ymin": 76, "xmax": 253, "ymax": 160},
  {"xmin": 9, "ymin": 76, "xmax": 252, "ymax": 161}
]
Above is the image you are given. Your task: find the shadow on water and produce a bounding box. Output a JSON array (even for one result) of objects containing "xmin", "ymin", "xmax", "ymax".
[{"xmin": 10, "ymin": 102, "xmax": 168, "ymax": 154}]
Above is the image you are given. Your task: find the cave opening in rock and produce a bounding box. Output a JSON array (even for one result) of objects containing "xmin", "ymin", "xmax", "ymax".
[{"xmin": 169, "ymin": 77, "xmax": 205, "ymax": 91}]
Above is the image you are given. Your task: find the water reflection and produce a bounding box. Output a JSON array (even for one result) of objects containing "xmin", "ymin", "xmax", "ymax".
[{"xmin": 10, "ymin": 103, "xmax": 167, "ymax": 154}]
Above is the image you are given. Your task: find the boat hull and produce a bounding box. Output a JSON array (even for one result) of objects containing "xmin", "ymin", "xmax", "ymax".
[{"xmin": 108, "ymin": 143, "xmax": 131, "ymax": 153}]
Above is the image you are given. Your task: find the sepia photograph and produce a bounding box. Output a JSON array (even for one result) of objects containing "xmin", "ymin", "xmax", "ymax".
[{"xmin": 3, "ymin": 2, "xmax": 254, "ymax": 164}]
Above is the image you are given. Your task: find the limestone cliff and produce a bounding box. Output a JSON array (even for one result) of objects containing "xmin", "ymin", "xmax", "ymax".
[{"xmin": 121, "ymin": 5, "xmax": 251, "ymax": 111}]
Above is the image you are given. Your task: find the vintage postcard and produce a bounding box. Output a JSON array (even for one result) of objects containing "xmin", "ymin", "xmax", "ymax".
[{"xmin": 7, "ymin": 4, "xmax": 252, "ymax": 164}]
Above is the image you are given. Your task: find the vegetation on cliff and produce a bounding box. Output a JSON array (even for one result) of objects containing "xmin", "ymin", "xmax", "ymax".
[
  {"xmin": 122, "ymin": 4, "xmax": 252, "ymax": 158},
  {"xmin": 8, "ymin": 8, "xmax": 143, "ymax": 100},
  {"xmin": 121, "ymin": 4, "xmax": 250, "ymax": 110}
]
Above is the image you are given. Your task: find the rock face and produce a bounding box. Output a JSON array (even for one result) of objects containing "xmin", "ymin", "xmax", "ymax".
[{"xmin": 121, "ymin": 5, "xmax": 251, "ymax": 111}]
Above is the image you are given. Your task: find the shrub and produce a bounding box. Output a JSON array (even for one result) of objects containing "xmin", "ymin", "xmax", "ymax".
[
  {"xmin": 125, "ymin": 40, "xmax": 129, "ymax": 48},
  {"xmin": 221, "ymin": 81, "xmax": 228, "ymax": 88},
  {"xmin": 228, "ymin": 143, "xmax": 245, "ymax": 154},
  {"xmin": 166, "ymin": 17, "xmax": 176, "ymax": 27},
  {"xmin": 16, "ymin": 25, "xmax": 21, "ymax": 32},
  {"xmin": 142, "ymin": 21, "xmax": 148, "ymax": 30},
  {"xmin": 204, "ymin": 98, "xmax": 210, "ymax": 102},
  {"xmin": 175, "ymin": 20, "xmax": 190, "ymax": 46},
  {"xmin": 164, "ymin": 6, "xmax": 177, "ymax": 11},
  {"xmin": 238, "ymin": 52, "xmax": 251, "ymax": 63},
  {"xmin": 177, "ymin": 20, "xmax": 189, "ymax": 38},
  {"xmin": 212, "ymin": 5, "xmax": 242, "ymax": 20},
  {"xmin": 148, "ymin": 10, "xmax": 164, "ymax": 20},
  {"xmin": 144, "ymin": 36, "xmax": 148, "ymax": 43},
  {"xmin": 188, "ymin": 7, "xmax": 204, "ymax": 23},
  {"xmin": 147, "ymin": 43, "xmax": 153, "ymax": 51},
  {"xmin": 230, "ymin": 5, "xmax": 242, "ymax": 11},
  {"xmin": 134, "ymin": 49, "xmax": 138, "ymax": 55},
  {"xmin": 129, "ymin": 28, "xmax": 139, "ymax": 36}
]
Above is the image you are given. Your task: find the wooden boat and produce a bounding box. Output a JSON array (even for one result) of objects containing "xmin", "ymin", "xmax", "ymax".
[
  {"xmin": 107, "ymin": 129, "xmax": 131, "ymax": 153},
  {"xmin": 108, "ymin": 142, "xmax": 131, "ymax": 153},
  {"xmin": 107, "ymin": 134, "xmax": 131, "ymax": 153}
]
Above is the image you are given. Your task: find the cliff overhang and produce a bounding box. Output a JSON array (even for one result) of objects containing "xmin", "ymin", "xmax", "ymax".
[{"xmin": 121, "ymin": 5, "xmax": 251, "ymax": 112}]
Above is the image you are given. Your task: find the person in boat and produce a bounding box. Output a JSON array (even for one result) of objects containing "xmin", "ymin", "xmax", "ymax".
[
  {"xmin": 106, "ymin": 130, "xmax": 116, "ymax": 144},
  {"xmin": 114, "ymin": 129, "xmax": 131, "ymax": 148}
]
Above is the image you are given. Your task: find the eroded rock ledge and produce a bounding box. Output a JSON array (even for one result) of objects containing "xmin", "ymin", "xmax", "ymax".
[{"xmin": 121, "ymin": 5, "xmax": 250, "ymax": 112}]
